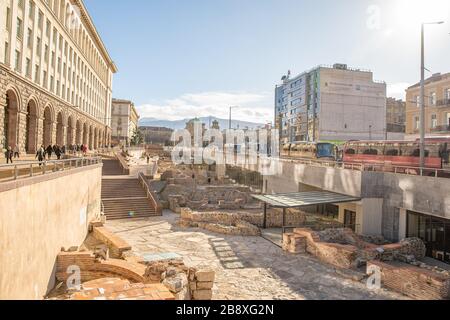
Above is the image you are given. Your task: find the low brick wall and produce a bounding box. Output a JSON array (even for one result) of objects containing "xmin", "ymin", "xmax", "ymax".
[
  {"xmin": 292, "ymin": 228, "xmax": 427, "ymax": 270},
  {"xmin": 368, "ymin": 260, "xmax": 450, "ymax": 300},
  {"xmin": 56, "ymin": 251, "xmax": 147, "ymax": 284}
]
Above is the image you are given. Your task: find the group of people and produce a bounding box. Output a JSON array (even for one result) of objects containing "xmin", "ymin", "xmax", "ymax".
[
  {"xmin": 4, "ymin": 146, "xmax": 20, "ymax": 164},
  {"xmin": 3, "ymin": 143, "xmax": 92, "ymax": 165}
]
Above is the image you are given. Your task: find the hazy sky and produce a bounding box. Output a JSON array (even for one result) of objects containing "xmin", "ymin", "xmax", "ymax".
[{"xmin": 84, "ymin": 0, "xmax": 450, "ymax": 123}]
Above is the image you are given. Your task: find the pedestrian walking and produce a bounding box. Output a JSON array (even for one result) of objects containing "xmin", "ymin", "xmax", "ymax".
[
  {"xmin": 46, "ymin": 145, "xmax": 53, "ymax": 160},
  {"xmin": 36, "ymin": 145, "xmax": 45, "ymax": 166},
  {"xmin": 5, "ymin": 146, "xmax": 13, "ymax": 164},
  {"xmin": 13, "ymin": 145, "xmax": 20, "ymax": 158},
  {"xmin": 55, "ymin": 145, "xmax": 62, "ymax": 160}
]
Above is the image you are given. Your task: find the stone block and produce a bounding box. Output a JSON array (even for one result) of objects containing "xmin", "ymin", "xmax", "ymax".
[
  {"xmin": 192, "ymin": 289, "xmax": 213, "ymax": 300},
  {"xmin": 196, "ymin": 281, "xmax": 214, "ymax": 290},
  {"xmin": 195, "ymin": 270, "xmax": 215, "ymax": 282}
]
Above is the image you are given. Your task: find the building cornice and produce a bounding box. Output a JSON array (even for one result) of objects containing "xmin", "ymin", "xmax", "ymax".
[{"xmin": 73, "ymin": 0, "xmax": 118, "ymax": 73}]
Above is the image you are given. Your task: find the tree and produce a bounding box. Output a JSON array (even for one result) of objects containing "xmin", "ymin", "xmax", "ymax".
[{"xmin": 130, "ymin": 127, "xmax": 144, "ymax": 146}]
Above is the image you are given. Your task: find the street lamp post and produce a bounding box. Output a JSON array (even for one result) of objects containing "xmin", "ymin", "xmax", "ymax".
[{"xmin": 420, "ymin": 21, "xmax": 444, "ymax": 168}]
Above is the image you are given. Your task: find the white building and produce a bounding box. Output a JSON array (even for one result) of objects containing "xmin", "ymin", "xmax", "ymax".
[
  {"xmin": 0, "ymin": 0, "xmax": 117, "ymax": 152},
  {"xmin": 111, "ymin": 98, "xmax": 139, "ymax": 147}
]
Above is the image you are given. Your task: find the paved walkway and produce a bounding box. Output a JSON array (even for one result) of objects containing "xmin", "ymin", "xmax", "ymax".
[{"xmin": 106, "ymin": 211, "xmax": 406, "ymax": 300}]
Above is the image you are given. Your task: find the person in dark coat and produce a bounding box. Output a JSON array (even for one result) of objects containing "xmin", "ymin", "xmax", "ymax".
[
  {"xmin": 55, "ymin": 145, "xmax": 62, "ymax": 160},
  {"xmin": 5, "ymin": 146, "xmax": 13, "ymax": 164},
  {"xmin": 46, "ymin": 145, "xmax": 53, "ymax": 160}
]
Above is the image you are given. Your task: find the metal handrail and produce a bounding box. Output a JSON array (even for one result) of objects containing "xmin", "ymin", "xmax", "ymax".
[
  {"xmin": 279, "ymin": 157, "xmax": 450, "ymax": 178},
  {"xmin": 0, "ymin": 156, "xmax": 102, "ymax": 182},
  {"xmin": 138, "ymin": 172, "xmax": 163, "ymax": 215}
]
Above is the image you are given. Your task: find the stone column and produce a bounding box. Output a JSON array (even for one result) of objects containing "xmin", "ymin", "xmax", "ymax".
[
  {"xmin": 17, "ymin": 111, "xmax": 28, "ymax": 154},
  {"xmin": 36, "ymin": 118, "xmax": 44, "ymax": 148}
]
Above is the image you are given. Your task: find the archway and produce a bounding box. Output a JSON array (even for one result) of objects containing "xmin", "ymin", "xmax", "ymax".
[
  {"xmin": 43, "ymin": 106, "xmax": 53, "ymax": 148},
  {"xmin": 76, "ymin": 120, "xmax": 82, "ymax": 145},
  {"xmin": 67, "ymin": 116, "xmax": 74, "ymax": 146},
  {"xmin": 25, "ymin": 100, "xmax": 38, "ymax": 154},
  {"xmin": 56, "ymin": 112, "xmax": 64, "ymax": 146},
  {"xmin": 4, "ymin": 89, "xmax": 19, "ymax": 149}
]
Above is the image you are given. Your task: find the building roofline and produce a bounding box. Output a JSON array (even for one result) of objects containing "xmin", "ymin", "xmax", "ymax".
[
  {"xmin": 75, "ymin": 0, "xmax": 118, "ymax": 73},
  {"xmin": 407, "ymin": 72, "xmax": 450, "ymax": 90}
]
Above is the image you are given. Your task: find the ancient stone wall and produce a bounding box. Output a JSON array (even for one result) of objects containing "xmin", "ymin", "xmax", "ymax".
[{"xmin": 368, "ymin": 260, "xmax": 450, "ymax": 300}]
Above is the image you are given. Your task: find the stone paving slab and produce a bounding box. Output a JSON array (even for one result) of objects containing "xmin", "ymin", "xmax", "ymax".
[{"xmin": 106, "ymin": 211, "xmax": 407, "ymax": 300}]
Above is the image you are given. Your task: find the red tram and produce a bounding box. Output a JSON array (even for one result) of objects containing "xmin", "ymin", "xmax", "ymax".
[{"xmin": 342, "ymin": 139, "xmax": 449, "ymax": 170}]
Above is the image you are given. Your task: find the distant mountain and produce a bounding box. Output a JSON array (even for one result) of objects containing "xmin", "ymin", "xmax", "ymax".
[{"xmin": 139, "ymin": 117, "xmax": 265, "ymax": 130}]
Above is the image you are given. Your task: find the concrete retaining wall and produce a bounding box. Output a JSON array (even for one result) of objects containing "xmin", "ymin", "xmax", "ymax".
[{"xmin": 0, "ymin": 165, "xmax": 102, "ymax": 299}]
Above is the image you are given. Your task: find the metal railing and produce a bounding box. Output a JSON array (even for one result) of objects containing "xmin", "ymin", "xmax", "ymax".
[
  {"xmin": 0, "ymin": 156, "xmax": 102, "ymax": 182},
  {"xmin": 279, "ymin": 157, "xmax": 450, "ymax": 178},
  {"xmin": 138, "ymin": 172, "xmax": 163, "ymax": 215}
]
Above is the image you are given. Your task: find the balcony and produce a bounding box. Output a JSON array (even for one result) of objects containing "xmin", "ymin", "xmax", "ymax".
[
  {"xmin": 431, "ymin": 125, "xmax": 450, "ymax": 133},
  {"xmin": 436, "ymin": 99, "xmax": 450, "ymax": 108}
]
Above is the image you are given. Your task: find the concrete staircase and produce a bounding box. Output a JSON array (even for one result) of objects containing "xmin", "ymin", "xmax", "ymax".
[
  {"xmin": 102, "ymin": 159, "xmax": 125, "ymax": 176},
  {"xmin": 102, "ymin": 179, "xmax": 158, "ymax": 220}
]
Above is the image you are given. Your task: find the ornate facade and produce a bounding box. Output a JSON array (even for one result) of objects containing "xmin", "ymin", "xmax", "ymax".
[{"xmin": 0, "ymin": 0, "xmax": 117, "ymax": 153}]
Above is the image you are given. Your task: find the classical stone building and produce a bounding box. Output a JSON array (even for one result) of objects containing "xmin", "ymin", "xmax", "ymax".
[
  {"xmin": 111, "ymin": 98, "xmax": 139, "ymax": 146},
  {"xmin": 0, "ymin": 0, "xmax": 117, "ymax": 154},
  {"xmin": 406, "ymin": 72, "xmax": 450, "ymax": 139}
]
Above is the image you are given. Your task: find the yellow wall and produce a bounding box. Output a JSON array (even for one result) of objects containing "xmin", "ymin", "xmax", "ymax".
[{"xmin": 0, "ymin": 165, "xmax": 102, "ymax": 300}]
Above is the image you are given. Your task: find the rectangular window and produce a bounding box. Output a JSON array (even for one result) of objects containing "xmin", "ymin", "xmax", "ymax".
[
  {"xmin": 56, "ymin": 80, "xmax": 60, "ymax": 96},
  {"xmin": 29, "ymin": 1, "xmax": 35, "ymax": 19},
  {"xmin": 18, "ymin": 0, "xmax": 25, "ymax": 9},
  {"xmin": 415, "ymin": 116, "xmax": 420, "ymax": 130},
  {"xmin": 50, "ymin": 76, "xmax": 54, "ymax": 91},
  {"xmin": 446, "ymin": 89, "xmax": 450, "ymax": 101},
  {"xmin": 4, "ymin": 42, "xmax": 9, "ymax": 65},
  {"xmin": 53, "ymin": 28, "xmax": 57, "ymax": 45},
  {"xmin": 34, "ymin": 64, "xmax": 40, "ymax": 84},
  {"xmin": 6, "ymin": 7, "xmax": 11, "ymax": 31},
  {"xmin": 416, "ymin": 96, "xmax": 420, "ymax": 108},
  {"xmin": 44, "ymin": 45, "xmax": 48, "ymax": 62},
  {"xmin": 43, "ymin": 70, "xmax": 47, "ymax": 88},
  {"xmin": 14, "ymin": 50, "xmax": 21, "ymax": 71},
  {"xmin": 430, "ymin": 92, "xmax": 437, "ymax": 106},
  {"xmin": 16, "ymin": 18, "xmax": 23, "ymax": 39},
  {"xmin": 38, "ymin": 11, "xmax": 43, "ymax": 29},
  {"xmin": 431, "ymin": 114, "xmax": 437, "ymax": 129},
  {"xmin": 36, "ymin": 37, "xmax": 41, "ymax": 56},
  {"xmin": 27, "ymin": 28, "xmax": 33, "ymax": 48},
  {"xmin": 46, "ymin": 20, "xmax": 50, "ymax": 38},
  {"xmin": 51, "ymin": 51, "xmax": 55, "ymax": 67},
  {"xmin": 25, "ymin": 58, "xmax": 31, "ymax": 77}
]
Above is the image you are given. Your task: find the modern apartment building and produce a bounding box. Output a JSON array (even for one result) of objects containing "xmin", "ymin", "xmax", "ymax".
[
  {"xmin": 405, "ymin": 72, "xmax": 450, "ymax": 138},
  {"xmin": 275, "ymin": 64, "xmax": 387, "ymax": 143},
  {"xmin": 111, "ymin": 98, "xmax": 139, "ymax": 147}
]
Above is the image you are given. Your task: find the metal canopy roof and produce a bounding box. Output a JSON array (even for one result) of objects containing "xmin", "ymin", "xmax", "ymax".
[{"xmin": 252, "ymin": 191, "xmax": 361, "ymax": 208}]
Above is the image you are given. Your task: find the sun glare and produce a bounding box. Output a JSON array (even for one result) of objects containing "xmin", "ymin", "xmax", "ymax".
[{"xmin": 395, "ymin": 0, "xmax": 450, "ymax": 27}]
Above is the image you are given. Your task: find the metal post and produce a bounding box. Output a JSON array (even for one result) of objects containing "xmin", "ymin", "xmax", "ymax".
[
  {"xmin": 282, "ymin": 208, "xmax": 286, "ymax": 234},
  {"xmin": 30, "ymin": 164, "xmax": 33, "ymax": 177},
  {"xmin": 263, "ymin": 203, "xmax": 267, "ymax": 229},
  {"xmin": 14, "ymin": 165, "xmax": 18, "ymax": 180},
  {"xmin": 420, "ymin": 23, "xmax": 426, "ymax": 169}
]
